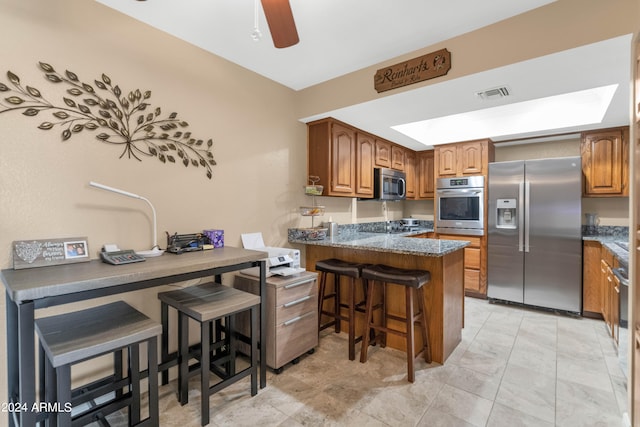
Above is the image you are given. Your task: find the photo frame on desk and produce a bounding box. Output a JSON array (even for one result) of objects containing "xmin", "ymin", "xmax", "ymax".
[{"xmin": 13, "ymin": 237, "xmax": 90, "ymax": 269}]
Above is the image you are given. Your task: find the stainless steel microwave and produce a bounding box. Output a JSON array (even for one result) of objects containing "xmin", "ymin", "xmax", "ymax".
[
  {"xmin": 374, "ymin": 168, "xmax": 406, "ymax": 201},
  {"xmin": 435, "ymin": 175, "xmax": 484, "ymax": 235}
]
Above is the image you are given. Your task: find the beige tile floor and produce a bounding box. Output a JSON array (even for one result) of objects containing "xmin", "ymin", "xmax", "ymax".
[{"xmin": 103, "ymin": 297, "xmax": 628, "ymax": 426}]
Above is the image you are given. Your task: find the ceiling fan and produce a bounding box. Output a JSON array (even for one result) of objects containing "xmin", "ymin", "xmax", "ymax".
[
  {"xmin": 134, "ymin": 0, "xmax": 299, "ymax": 49},
  {"xmin": 260, "ymin": 0, "xmax": 299, "ymax": 48}
]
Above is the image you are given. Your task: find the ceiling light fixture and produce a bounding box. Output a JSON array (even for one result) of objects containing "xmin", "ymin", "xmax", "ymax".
[{"xmin": 391, "ymin": 84, "xmax": 618, "ymax": 146}]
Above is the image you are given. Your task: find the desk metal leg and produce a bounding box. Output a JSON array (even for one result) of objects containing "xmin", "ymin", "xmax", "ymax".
[
  {"xmin": 259, "ymin": 259, "xmax": 266, "ymax": 389},
  {"xmin": 6, "ymin": 292, "xmax": 18, "ymax": 427},
  {"xmin": 5, "ymin": 299, "xmax": 36, "ymax": 426}
]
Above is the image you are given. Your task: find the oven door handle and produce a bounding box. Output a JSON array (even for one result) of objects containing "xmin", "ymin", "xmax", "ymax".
[{"xmin": 437, "ymin": 189, "xmax": 482, "ymax": 194}]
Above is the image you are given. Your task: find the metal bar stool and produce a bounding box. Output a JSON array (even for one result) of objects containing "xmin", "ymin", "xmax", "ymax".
[
  {"xmin": 359, "ymin": 264, "xmax": 432, "ymax": 382},
  {"xmin": 158, "ymin": 281, "xmax": 260, "ymax": 426},
  {"xmin": 316, "ymin": 258, "xmax": 370, "ymax": 360},
  {"xmin": 35, "ymin": 301, "xmax": 161, "ymax": 426}
]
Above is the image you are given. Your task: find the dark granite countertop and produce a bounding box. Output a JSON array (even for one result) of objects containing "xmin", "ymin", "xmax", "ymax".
[
  {"xmin": 582, "ymin": 225, "xmax": 629, "ymax": 269},
  {"xmin": 288, "ymin": 228, "xmax": 468, "ymax": 257},
  {"xmin": 602, "ymin": 241, "xmax": 629, "ymax": 269}
]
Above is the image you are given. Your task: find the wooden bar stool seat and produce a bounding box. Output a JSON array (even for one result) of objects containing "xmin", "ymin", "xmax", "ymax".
[
  {"xmin": 359, "ymin": 264, "xmax": 432, "ymax": 383},
  {"xmin": 316, "ymin": 258, "xmax": 370, "ymax": 360},
  {"xmin": 158, "ymin": 282, "xmax": 260, "ymax": 426},
  {"xmin": 35, "ymin": 301, "xmax": 161, "ymax": 426}
]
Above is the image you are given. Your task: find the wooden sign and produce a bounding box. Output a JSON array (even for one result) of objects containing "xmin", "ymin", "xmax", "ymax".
[
  {"xmin": 13, "ymin": 237, "xmax": 90, "ymax": 269},
  {"xmin": 374, "ymin": 48, "xmax": 451, "ymax": 93}
]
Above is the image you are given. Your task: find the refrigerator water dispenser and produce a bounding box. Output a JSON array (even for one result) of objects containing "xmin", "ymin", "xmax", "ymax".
[{"xmin": 496, "ymin": 198, "xmax": 517, "ymax": 229}]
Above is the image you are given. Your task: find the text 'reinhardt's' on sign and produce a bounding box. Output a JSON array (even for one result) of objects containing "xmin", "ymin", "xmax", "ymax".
[{"xmin": 374, "ymin": 48, "xmax": 451, "ymax": 93}]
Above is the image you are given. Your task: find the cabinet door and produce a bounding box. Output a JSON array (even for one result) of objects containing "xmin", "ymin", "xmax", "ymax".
[
  {"xmin": 435, "ymin": 145, "xmax": 457, "ymax": 177},
  {"xmin": 330, "ymin": 123, "xmax": 356, "ymax": 195},
  {"xmin": 356, "ymin": 133, "xmax": 375, "ymax": 197},
  {"xmin": 601, "ymin": 259, "xmax": 611, "ymax": 333},
  {"xmin": 582, "ymin": 241, "xmax": 603, "ymax": 316},
  {"xmin": 404, "ymin": 150, "xmax": 416, "ymax": 198},
  {"xmin": 581, "ymin": 129, "xmax": 628, "ymax": 196},
  {"xmin": 391, "ymin": 145, "xmax": 405, "ymax": 171},
  {"xmin": 612, "ymin": 273, "xmax": 620, "ymax": 345},
  {"xmin": 458, "ymin": 142, "xmax": 484, "ymax": 175},
  {"xmin": 375, "ymin": 139, "xmax": 392, "ymax": 168},
  {"xmin": 438, "ymin": 234, "xmax": 483, "ymax": 294},
  {"xmin": 417, "ymin": 150, "xmax": 434, "ymax": 199}
]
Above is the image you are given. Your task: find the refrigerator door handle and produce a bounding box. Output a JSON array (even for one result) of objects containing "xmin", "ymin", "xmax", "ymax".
[
  {"xmin": 524, "ymin": 181, "xmax": 531, "ymax": 252},
  {"xmin": 518, "ymin": 181, "xmax": 525, "ymax": 252}
]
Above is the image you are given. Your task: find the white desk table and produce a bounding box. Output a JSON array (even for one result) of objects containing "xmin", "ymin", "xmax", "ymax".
[{"xmin": 2, "ymin": 246, "xmax": 267, "ymax": 427}]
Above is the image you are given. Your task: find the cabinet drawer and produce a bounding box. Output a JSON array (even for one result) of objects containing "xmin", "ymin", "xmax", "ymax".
[
  {"xmin": 275, "ymin": 293, "xmax": 317, "ymax": 324},
  {"xmin": 464, "ymin": 268, "xmax": 481, "ymax": 292},
  {"xmin": 273, "ymin": 311, "xmax": 318, "ymax": 367},
  {"xmin": 275, "ymin": 278, "xmax": 317, "ymax": 306},
  {"xmin": 438, "ymin": 234, "xmax": 481, "ymax": 248},
  {"xmin": 465, "ymin": 247, "xmax": 480, "ymax": 269}
]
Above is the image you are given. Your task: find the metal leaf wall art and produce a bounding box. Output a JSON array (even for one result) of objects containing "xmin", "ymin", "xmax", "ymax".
[{"xmin": 0, "ymin": 62, "xmax": 217, "ymax": 179}]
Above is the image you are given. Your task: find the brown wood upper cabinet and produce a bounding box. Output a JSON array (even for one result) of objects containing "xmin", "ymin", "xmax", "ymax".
[
  {"xmin": 417, "ymin": 150, "xmax": 434, "ymax": 199},
  {"xmin": 355, "ymin": 132, "xmax": 375, "ymax": 197},
  {"xmin": 406, "ymin": 150, "xmax": 435, "ymax": 200},
  {"xmin": 581, "ymin": 127, "xmax": 629, "ymax": 197},
  {"xmin": 404, "ymin": 150, "xmax": 416, "ymax": 198},
  {"xmin": 308, "ymin": 117, "xmax": 431, "ymax": 199},
  {"xmin": 307, "ymin": 118, "xmax": 373, "ymax": 198},
  {"xmin": 374, "ymin": 139, "xmax": 392, "ymax": 168},
  {"xmin": 434, "ymin": 139, "xmax": 493, "ymax": 178},
  {"xmin": 391, "ymin": 145, "xmax": 405, "ymax": 171}
]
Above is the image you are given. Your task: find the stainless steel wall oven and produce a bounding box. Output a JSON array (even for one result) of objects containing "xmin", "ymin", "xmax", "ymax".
[{"xmin": 435, "ymin": 175, "xmax": 485, "ymax": 236}]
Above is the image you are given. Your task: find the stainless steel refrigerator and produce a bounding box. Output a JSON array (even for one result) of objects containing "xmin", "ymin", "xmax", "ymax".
[{"xmin": 487, "ymin": 157, "xmax": 582, "ymax": 313}]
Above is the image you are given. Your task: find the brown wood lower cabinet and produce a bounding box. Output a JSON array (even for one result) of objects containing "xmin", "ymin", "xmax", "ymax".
[
  {"xmin": 582, "ymin": 240, "xmax": 621, "ymax": 345},
  {"xmin": 304, "ymin": 244, "xmax": 464, "ymax": 364},
  {"xmin": 582, "ymin": 240, "xmax": 603, "ymax": 317},
  {"xmin": 436, "ymin": 234, "xmax": 485, "ymax": 297},
  {"xmin": 233, "ymin": 272, "xmax": 318, "ymax": 372}
]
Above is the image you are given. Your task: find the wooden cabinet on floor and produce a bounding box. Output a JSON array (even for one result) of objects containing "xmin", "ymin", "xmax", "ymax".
[
  {"xmin": 583, "ymin": 240, "xmax": 621, "ymax": 346},
  {"xmin": 233, "ymin": 272, "xmax": 318, "ymax": 372},
  {"xmin": 581, "ymin": 127, "xmax": 629, "ymax": 197},
  {"xmin": 583, "ymin": 240, "xmax": 604, "ymax": 317}
]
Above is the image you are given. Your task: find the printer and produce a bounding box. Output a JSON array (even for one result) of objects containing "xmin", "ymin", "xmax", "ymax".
[{"xmin": 240, "ymin": 233, "xmax": 303, "ymax": 277}]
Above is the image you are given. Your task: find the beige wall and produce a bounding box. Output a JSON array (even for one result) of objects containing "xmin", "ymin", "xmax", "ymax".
[
  {"xmin": 0, "ymin": 0, "xmax": 636, "ymax": 411},
  {"xmin": 0, "ymin": 0, "xmax": 308, "ymax": 403}
]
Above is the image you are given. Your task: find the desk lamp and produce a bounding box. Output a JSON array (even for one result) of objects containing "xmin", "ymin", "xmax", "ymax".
[{"xmin": 89, "ymin": 181, "xmax": 164, "ymax": 257}]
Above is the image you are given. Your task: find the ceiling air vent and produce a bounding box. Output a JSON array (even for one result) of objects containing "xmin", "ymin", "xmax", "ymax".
[{"xmin": 476, "ymin": 86, "xmax": 511, "ymax": 100}]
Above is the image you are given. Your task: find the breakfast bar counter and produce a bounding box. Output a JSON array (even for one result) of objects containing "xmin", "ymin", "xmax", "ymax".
[
  {"xmin": 289, "ymin": 231, "xmax": 469, "ymax": 364},
  {"xmin": 2, "ymin": 247, "xmax": 268, "ymax": 427}
]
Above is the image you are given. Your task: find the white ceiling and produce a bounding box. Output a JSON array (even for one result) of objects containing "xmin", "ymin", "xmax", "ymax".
[{"xmin": 95, "ymin": 0, "xmax": 631, "ymax": 149}]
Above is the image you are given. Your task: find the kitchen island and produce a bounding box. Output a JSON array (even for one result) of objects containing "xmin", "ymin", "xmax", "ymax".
[{"xmin": 289, "ymin": 230, "xmax": 468, "ymax": 364}]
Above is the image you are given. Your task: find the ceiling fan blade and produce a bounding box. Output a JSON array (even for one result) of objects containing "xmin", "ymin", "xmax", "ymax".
[{"xmin": 260, "ymin": 0, "xmax": 299, "ymax": 48}]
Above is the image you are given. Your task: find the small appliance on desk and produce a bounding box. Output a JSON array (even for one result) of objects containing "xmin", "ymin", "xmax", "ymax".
[{"xmin": 239, "ymin": 232, "xmax": 302, "ymax": 277}]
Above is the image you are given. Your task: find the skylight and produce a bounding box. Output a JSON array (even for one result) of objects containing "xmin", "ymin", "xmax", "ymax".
[{"xmin": 391, "ymin": 84, "xmax": 619, "ymax": 146}]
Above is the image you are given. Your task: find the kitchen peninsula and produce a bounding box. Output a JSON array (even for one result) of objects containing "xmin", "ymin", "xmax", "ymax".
[{"xmin": 289, "ymin": 230, "xmax": 468, "ymax": 364}]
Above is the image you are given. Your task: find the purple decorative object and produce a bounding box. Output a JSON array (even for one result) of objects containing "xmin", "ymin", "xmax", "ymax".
[{"xmin": 203, "ymin": 229, "xmax": 224, "ymax": 248}]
